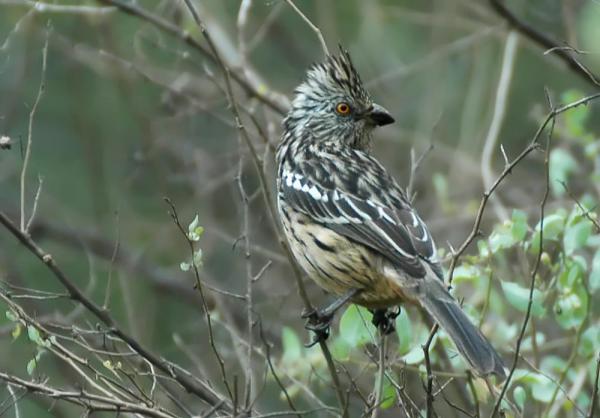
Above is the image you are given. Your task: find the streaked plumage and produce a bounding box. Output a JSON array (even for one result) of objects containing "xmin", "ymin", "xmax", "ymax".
[{"xmin": 276, "ymin": 47, "xmax": 505, "ymax": 378}]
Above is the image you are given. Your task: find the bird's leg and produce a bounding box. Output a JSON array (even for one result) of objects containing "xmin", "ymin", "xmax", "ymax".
[
  {"xmin": 302, "ymin": 289, "xmax": 360, "ymax": 347},
  {"xmin": 370, "ymin": 307, "xmax": 401, "ymax": 335}
]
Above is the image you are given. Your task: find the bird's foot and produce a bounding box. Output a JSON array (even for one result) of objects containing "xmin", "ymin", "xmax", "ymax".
[
  {"xmin": 371, "ymin": 307, "xmax": 400, "ymax": 335},
  {"xmin": 301, "ymin": 307, "xmax": 333, "ymax": 347}
]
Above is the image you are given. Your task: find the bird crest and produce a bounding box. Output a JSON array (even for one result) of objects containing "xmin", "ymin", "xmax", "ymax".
[{"xmin": 295, "ymin": 46, "xmax": 372, "ymax": 109}]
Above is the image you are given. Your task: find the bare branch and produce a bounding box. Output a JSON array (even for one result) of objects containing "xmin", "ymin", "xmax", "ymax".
[
  {"xmin": 0, "ymin": 210, "xmax": 231, "ymax": 412},
  {"xmin": 489, "ymin": 0, "xmax": 600, "ymax": 86},
  {"xmin": 20, "ymin": 33, "xmax": 48, "ymax": 232},
  {"xmin": 480, "ymin": 30, "xmax": 518, "ymax": 222},
  {"xmin": 284, "ymin": 0, "xmax": 329, "ymax": 56}
]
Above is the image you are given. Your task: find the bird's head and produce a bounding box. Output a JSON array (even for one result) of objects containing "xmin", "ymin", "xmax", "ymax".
[{"xmin": 284, "ymin": 47, "xmax": 394, "ymax": 150}]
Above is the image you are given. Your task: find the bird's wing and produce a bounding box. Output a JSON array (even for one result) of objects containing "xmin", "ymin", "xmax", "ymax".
[{"xmin": 280, "ymin": 161, "xmax": 440, "ymax": 279}]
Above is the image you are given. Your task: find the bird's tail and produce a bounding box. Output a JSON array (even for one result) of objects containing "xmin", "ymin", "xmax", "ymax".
[{"xmin": 419, "ymin": 279, "xmax": 506, "ymax": 379}]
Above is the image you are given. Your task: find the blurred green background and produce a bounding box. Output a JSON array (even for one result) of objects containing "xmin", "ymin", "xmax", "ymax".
[{"xmin": 1, "ymin": 1, "xmax": 599, "ymax": 417}]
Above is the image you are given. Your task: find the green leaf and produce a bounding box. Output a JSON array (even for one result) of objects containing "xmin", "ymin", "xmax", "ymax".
[
  {"xmin": 11, "ymin": 324, "xmax": 21, "ymax": 340},
  {"xmin": 27, "ymin": 325, "xmax": 43, "ymax": 345},
  {"xmin": 489, "ymin": 222, "xmax": 516, "ymax": 252},
  {"xmin": 511, "ymin": 210, "xmax": 528, "ymax": 241},
  {"xmin": 554, "ymin": 282, "xmax": 588, "ymax": 329},
  {"xmin": 558, "ymin": 262, "xmax": 584, "ymax": 290},
  {"xmin": 339, "ymin": 305, "xmax": 376, "ymax": 347},
  {"xmin": 501, "ymin": 281, "xmax": 545, "ymax": 318},
  {"xmin": 26, "ymin": 358, "xmax": 36, "ymax": 375},
  {"xmin": 540, "ymin": 212, "xmax": 566, "ymax": 240},
  {"xmin": 402, "ymin": 345, "xmax": 425, "ymax": 365},
  {"xmin": 589, "ymin": 250, "xmax": 600, "ymax": 292},
  {"xmin": 549, "ymin": 148, "xmax": 578, "ymax": 196},
  {"xmin": 187, "ymin": 214, "xmax": 204, "ymax": 241},
  {"xmin": 530, "ymin": 373, "xmax": 556, "ymax": 403},
  {"xmin": 395, "ymin": 309, "xmax": 412, "ymax": 355},
  {"xmin": 402, "ymin": 331, "xmax": 438, "ymax": 365},
  {"xmin": 281, "ymin": 327, "xmax": 302, "ymax": 363},
  {"xmin": 563, "ymin": 220, "xmax": 592, "ymax": 255},
  {"xmin": 513, "ymin": 386, "xmax": 527, "ymax": 409},
  {"xmin": 380, "ymin": 377, "xmax": 396, "ymax": 409},
  {"xmin": 452, "ymin": 265, "xmax": 480, "ymax": 284},
  {"xmin": 579, "ymin": 326, "xmax": 599, "ymax": 358},
  {"xmin": 562, "ymin": 89, "xmax": 589, "ymax": 137},
  {"xmin": 179, "ymin": 261, "xmax": 191, "ymax": 272},
  {"xmin": 5, "ymin": 310, "xmax": 17, "ymax": 322},
  {"xmin": 330, "ymin": 337, "xmax": 351, "ymax": 360}
]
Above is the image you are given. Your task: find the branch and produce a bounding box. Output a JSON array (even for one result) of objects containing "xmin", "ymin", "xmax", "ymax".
[
  {"xmin": 0, "ymin": 372, "xmax": 176, "ymax": 418},
  {"xmin": 448, "ymin": 91, "xmax": 600, "ymax": 285},
  {"xmin": 179, "ymin": 2, "xmax": 347, "ymax": 416},
  {"xmin": 0, "ymin": 210, "xmax": 231, "ymax": 413},
  {"xmin": 284, "ymin": 0, "xmax": 328, "ymax": 56},
  {"xmin": 480, "ymin": 30, "xmax": 518, "ymax": 221},
  {"xmin": 489, "ymin": 0, "xmax": 600, "ymax": 87},
  {"xmin": 20, "ymin": 33, "xmax": 48, "ymax": 232},
  {"xmin": 98, "ymin": 0, "xmax": 290, "ymax": 114},
  {"xmin": 588, "ymin": 352, "xmax": 600, "ymax": 418}
]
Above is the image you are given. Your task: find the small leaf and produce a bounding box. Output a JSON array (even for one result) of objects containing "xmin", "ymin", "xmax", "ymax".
[
  {"xmin": 193, "ymin": 249, "xmax": 203, "ymax": 268},
  {"xmin": 395, "ymin": 309, "xmax": 412, "ymax": 355},
  {"xmin": 589, "ymin": 251, "xmax": 600, "ymax": 292},
  {"xmin": 540, "ymin": 212, "xmax": 566, "ymax": 240},
  {"xmin": 452, "ymin": 265, "xmax": 480, "ymax": 284},
  {"xmin": 187, "ymin": 215, "xmax": 204, "ymax": 241},
  {"xmin": 549, "ymin": 148, "xmax": 578, "ymax": 196},
  {"xmin": 103, "ymin": 360, "xmax": 114, "ymax": 371},
  {"xmin": 27, "ymin": 325, "xmax": 43, "ymax": 345},
  {"xmin": 554, "ymin": 282, "xmax": 588, "ymax": 329},
  {"xmin": 513, "ymin": 386, "xmax": 527, "ymax": 409},
  {"xmin": 11, "ymin": 324, "xmax": 21, "ymax": 340},
  {"xmin": 579, "ymin": 326, "xmax": 599, "ymax": 358},
  {"xmin": 501, "ymin": 281, "xmax": 545, "ymax": 317},
  {"xmin": 511, "ymin": 210, "xmax": 528, "ymax": 241},
  {"xmin": 339, "ymin": 305, "xmax": 377, "ymax": 347},
  {"xmin": 380, "ymin": 377, "xmax": 396, "ymax": 409},
  {"xmin": 281, "ymin": 327, "xmax": 302, "ymax": 363},
  {"xmin": 562, "ymin": 89, "xmax": 589, "ymax": 137},
  {"xmin": 5, "ymin": 310, "xmax": 17, "ymax": 322},
  {"xmin": 489, "ymin": 222, "xmax": 516, "ymax": 252},
  {"xmin": 26, "ymin": 359, "xmax": 36, "ymax": 375},
  {"xmin": 179, "ymin": 261, "xmax": 191, "ymax": 272},
  {"xmin": 563, "ymin": 220, "xmax": 592, "ymax": 255}
]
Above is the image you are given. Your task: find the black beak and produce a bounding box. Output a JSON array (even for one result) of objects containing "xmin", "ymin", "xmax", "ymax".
[{"xmin": 368, "ymin": 103, "xmax": 395, "ymax": 126}]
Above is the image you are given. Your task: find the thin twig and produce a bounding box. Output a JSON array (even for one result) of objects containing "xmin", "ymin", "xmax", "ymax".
[
  {"xmin": 588, "ymin": 352, "xmax": 600, "ymax": 418},
  {"xmin": 179, "ymin": 2, "xmax": 346, "ymax": 416},
  {"xmin": 423, "ymin": 324, "xmax": 439, "ymax": 418},
  {"xmin": 99, "ymin": 0, "xmax": 290, "ymax": 114},
  {"xmin": 2, "ymin": 0, "xmax": 116, "ymax": 15},
  {"xmin": 25, "ymin": 175, "xmax": 43, "ymax": 232},
  {"xmin": 21, "ymin": 34, "xmax": 48, "ymax": 232},
  {"xmin": 0, "ymin": 210, "xmax": 230, "ymax": 412},
  {"xmin": 488, "ymin": 0, "xmax": 600, "ymax": 86},
  {"xmin": 491, "ymin": 97, "xmax": 554, "ymax": 418},
  {"xmin": 370, "ymin": 332, "xmax": 387, "ymax": 418},
  {"xmin": 480, "ymin": 30, "xmax": 518, "ymax": 221},
  {"xmin": 284, "ymin": 0, "xmax": 329, "ymax": 55},
  {"xmin": 406, "ymin": 144, "xmax": 434, "ymax": 201},
  {"xmin": 560, "ymin": 181, "xmax": 600, "ymax": 232},
  {"xmin": 163, "ymin": 198, "xmax": 235, "ymax": 405}
]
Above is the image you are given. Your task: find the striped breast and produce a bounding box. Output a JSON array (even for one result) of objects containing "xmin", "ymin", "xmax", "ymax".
[{"xmin": 278, "ymin": 202, "xmax": 412, "ymax": 309}]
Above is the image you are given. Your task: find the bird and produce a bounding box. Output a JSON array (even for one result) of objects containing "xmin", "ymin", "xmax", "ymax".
[{"xmin": 275, "ymin": 46, "xmax": 506, "ymax": 378}]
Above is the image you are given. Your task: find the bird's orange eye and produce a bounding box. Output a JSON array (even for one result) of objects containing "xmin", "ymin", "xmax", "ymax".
[{"xmin": 336, "ymin": 102, "xmax": 351, "ymax": 115}]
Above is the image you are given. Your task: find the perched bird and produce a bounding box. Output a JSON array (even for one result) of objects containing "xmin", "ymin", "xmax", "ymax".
[{"xmin": 276, "ymin": 47, "xmax": 506, "ymax": 378}]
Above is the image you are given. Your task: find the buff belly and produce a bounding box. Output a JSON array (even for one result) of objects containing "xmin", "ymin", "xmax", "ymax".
[{"xmin": 281, "ymin": 209, "xmax": 413, "ymax": 309}]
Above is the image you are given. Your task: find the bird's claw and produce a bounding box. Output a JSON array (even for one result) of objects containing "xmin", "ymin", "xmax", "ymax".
[
  {"xmin": 371, "ymin": 307, "xmax": 400, "ymax": 335},
  {"xmin": 302, "ymin": 308, "xmax": 334, "ymax": 347}
]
